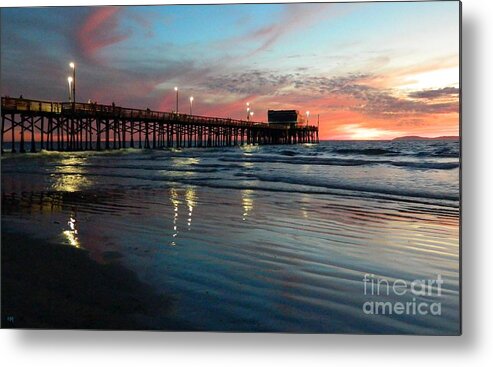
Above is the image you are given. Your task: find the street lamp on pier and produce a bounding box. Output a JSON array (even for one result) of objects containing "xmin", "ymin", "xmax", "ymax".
[
  {"xmin": 189, "ymin": 96, "xmax": 194, "ymax": 115},
  {"xmin": 67, "ymin": 77, "xmax": 73, "ymax": 102},
  {"xmin": 306, "ymin": 111, "xmax": 310, "ymax": 127},
  {"xmin": 69, "ymin": 62, "xmax": 75, "ymax": 109},
  {"xmin": 174, "ymin": 86, "xmax": 179, "ymax": 113}
]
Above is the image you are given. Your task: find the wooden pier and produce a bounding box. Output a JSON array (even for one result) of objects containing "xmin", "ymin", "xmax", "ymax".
[{"xmin": 1, "ymin": 97, "xmax": 319, "ymax": 153}]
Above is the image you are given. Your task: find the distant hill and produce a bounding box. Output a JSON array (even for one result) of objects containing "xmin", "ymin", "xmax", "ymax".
[{"xmin": 392, "ymin": 135, "xmax": 459, "ymax": 141}]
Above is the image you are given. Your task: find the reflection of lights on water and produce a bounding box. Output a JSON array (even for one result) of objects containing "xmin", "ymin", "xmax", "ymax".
[
  {"xmin": 170, "ymin": 188, "xmax": 180, "ymax": 207},
  {"xmin": 185, "ymin": 187, "xmax": 197, "ymax": 230},
  {"xmin": 169, "ymin": 188, "xmax": 180, "ymax": 245},
  {"xmin": 52, "ymin": 157, "xmax": 90, "ymax": 192},
  {"xmin": 68, "ymin": 217, "xmax": 78, "ymax": 234},
  {"xmin": 63, "ymin": 230, "xmax": 80, "ymax": 248},
  {"xmin": 300, "ymin": 194, "xmax": 310, "ymax": 219},
  {"xmin": 242, "ymin": 161, "xmax": 254, "ymax": 169},
  {"xmin": 168, "ymin": 186, "xmax": 198, "ymax": 245},
  {"xmin": 52, "ymin": 173, "xmax": 89, "ymax": 192},
  {"xmin": 241, "ymin": 145, "xmax": 258, "ymax": 154},
  {"xmin": 63, "ymin": 215, "xmax": 80, "ymax": 248},
  {"xmin": 242, "ymin": 189, "xmax": 254, "ymax": 221},
  {"xmin": 172, "ymin": 157, "xmax": 200, "ymax": 166}
]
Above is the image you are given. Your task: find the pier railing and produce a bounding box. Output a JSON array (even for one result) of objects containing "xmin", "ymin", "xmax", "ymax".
[
  {"xmin": 2, "ymin": 97, "xmax": 316, "ymax": 130},
  {"xmin": 2, "ymin": 97, "xmax": 63, "ymax": 114}
]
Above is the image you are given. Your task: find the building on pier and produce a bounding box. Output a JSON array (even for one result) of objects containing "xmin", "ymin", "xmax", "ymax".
[{"xmin": 267, "ymin": 110, "xmax": 304, "ymax": 128}]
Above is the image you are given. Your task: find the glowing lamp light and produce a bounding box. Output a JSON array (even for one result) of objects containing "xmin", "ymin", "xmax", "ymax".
[{"xmin": 69, "ymin": 62, "xmax": 75, "ymax": 68}]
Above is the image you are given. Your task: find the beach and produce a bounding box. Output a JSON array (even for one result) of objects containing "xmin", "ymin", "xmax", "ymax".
[
  {"xmin": 1, "ymin": 233, "xmax": 171, "ymax": 329},
  {"xmin": 1, "ymin": 140, "xmax": 460, "ymax": 333}
]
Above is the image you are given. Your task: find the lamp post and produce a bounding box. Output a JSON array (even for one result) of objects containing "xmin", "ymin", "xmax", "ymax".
[
  {"xmin": 69, "ymin": 62, "xmax": 75, "ymax": 109},
  {"xmin": 189, "ymin": 96, "xmax": 194, "ymax": 115},
  {"xmin": 174, "ymin": 86, "xmax": 179, "ymax": 113},
  {"xmin": 306, "ymin": 111, "xmax": 310, "ymax": 127},
  {"xmin": 67, "ymin": 77, "xmax": 73, "ymax": 102},
  {"xmin": 246, "ymin": 102, "xmax": 250, "ymax": 120},
  {"xmin": 250, "ymin": 111, "xmax": 254, "ymax": 121}
]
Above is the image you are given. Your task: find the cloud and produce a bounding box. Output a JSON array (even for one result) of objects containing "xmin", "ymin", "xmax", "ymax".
[
  {"xmin": 206, "ymin": 70, "xmax": 370, "ymax": 98},
  {"xmin": 296, "ymin": 73, "xmax": 459, "ymax": 117},
  {"xmin": 408, "ymin": 86, "xmax": 460, "ymax": 99},
  {"xmin": 350, "ymin": 88, "xmax": 458, "ymax": 117},
  {"xmin": 206, "ymin": 70, "xmax": 294, "ymax": 95},
  {"xmin": 203, "ymin": 69, "xmax": 459, "ymax": 119},
  {"xmin": 220, "ymin": 3, "xmax": 350, "ymax": 57},
  {"xmin": 293, "ymin": 73, "xmax": 372, "ymax": 94},
  {"xmin": 77, "ymin": 7, "xmax": 130, "ymax": 59},
  {"xmin": 396, "ymin": 118, "xmax": 426, "ymax": 127}
]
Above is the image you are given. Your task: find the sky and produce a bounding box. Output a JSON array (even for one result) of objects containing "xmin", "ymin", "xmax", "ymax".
[{"xmin": 0, "ymin": 2, "xmax": 460, "ymax": 140}]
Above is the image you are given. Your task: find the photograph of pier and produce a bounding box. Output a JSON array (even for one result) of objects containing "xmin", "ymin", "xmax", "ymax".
[{"xmin": 1, "ymin": 2, "xmax": 460, "ymax": 334}]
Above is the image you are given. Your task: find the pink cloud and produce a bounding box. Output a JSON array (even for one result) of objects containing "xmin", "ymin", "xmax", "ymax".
[{"xmin": 77, "ymin": 7, "xmax": 129, "ymax": 59}]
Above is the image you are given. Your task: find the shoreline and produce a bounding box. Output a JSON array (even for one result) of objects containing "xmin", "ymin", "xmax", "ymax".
[{"xmin": 1, "ymin": 232, "xmax": 171, "ymax": 330}]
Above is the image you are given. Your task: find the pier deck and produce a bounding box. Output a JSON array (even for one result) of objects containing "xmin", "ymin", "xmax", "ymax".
[{"xmin": 1, "ymin": 97, "xmax": 319, "ymax": 153}]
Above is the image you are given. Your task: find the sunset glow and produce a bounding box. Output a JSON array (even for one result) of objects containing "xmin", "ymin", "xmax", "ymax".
[{"xmin": 0, "ymin": 2, "xmax": 460, "ymax": 140}]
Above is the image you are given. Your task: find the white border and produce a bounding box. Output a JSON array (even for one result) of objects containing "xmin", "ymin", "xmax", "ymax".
[{"xmin": 2, "ymin": 0, "xmax": 493, "ymax": 366}]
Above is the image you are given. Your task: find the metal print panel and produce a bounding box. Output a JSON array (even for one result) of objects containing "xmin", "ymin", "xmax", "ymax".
[{"xmin": 0, "ymin": 1, "xmax": 461, "ymax": 334}]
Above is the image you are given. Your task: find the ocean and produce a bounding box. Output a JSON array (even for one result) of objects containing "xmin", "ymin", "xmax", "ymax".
[{"xmin": 1, "ymin": 140, "xmax": 460, "ymax": 334}]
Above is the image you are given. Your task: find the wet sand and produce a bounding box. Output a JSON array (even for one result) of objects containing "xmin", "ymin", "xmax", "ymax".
[
  {"xmin": 1, "ymin": 185, "xmax": 460, "ymax": 333},
  {"xmin": 1, "ymin": 232, "xmax": 171, "ymax": 329}
]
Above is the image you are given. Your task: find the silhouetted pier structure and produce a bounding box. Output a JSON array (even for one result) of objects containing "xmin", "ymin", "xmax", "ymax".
[{"xmin": 1, "ymin": 97, "xmax": 319, "ymax": 153}]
